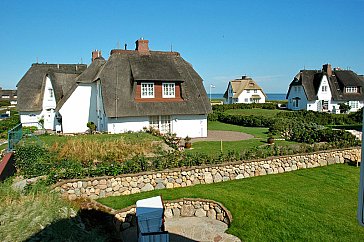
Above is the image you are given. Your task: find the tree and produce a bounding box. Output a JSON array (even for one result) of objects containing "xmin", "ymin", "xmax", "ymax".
[
  {"xmin": 87, "ymin": 122, "xmax": 97, "ymax": 134},
  {"xmin": 339, "ymin": 103, "xmax": 351, "ymax": 114}
]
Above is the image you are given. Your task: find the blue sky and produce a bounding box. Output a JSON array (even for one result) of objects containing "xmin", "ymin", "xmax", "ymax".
[{"xmin": 0, "ymin": 0, "xmax": 363, "ymax": 94}]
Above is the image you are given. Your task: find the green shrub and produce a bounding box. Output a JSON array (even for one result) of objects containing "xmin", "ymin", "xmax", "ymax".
[
  {"xmin": 212, "ymin": 103, "xmax": 278, "ymax": 112},
  {"xmin": 216, "ymin": 113, "xmax": 273, "ymax": 127},
  {"xmin": 275, "ymin": 110, "xmax": 358, "ymax": 125},
  {"xmin": 0, "ymin": 112, "xmax": 20, "ymax": 138},
  {"xmin": 15, "ymin": 144, "xmax": 54, "ymax": 177},
  {"xmin": 0, "ymin": 100, "xmax": 11, "ymax": 107}
]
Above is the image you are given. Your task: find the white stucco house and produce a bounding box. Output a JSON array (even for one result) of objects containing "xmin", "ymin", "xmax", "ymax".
[
  {"xmin": 223, "ymin": 76, "xmax": 267, "ymax": 104},
  {"xmin": 16, "ymin": 39, "xmax": 211, "ymax": 137},
  {"xmin": 286, "ymin": 64, "xmax": 364, "ymax": 113}
]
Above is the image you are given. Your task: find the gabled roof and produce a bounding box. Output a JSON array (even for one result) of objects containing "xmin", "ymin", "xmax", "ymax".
[
  {"xmin": 56, "ymin": 58, "xmax": 106, "ymax": 111},
  {"xmin": 287, "ymin": 66, "xmax": 364, "ymax": 101},
  {"xmin": 98, "ymin": 50, "xmax": 211, "ymax": 117},
  {"xmin": 16, "ymin": 64, "xmax": 86, "ymax": 112},
  {"xmin": 18, "ymin": 43, "xmax": 211, "ymax": 117},
  {"xmin": 224, "ymin": 76, "xmax": 266, "ymax": 98}
]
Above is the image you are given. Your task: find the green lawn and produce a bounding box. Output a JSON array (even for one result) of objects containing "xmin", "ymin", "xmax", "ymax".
[
  {"xmin": 189, "ymin": 121, "xmax": 295, "ymax": 155},
  {"xmin": 98, "ymin": 164, "xmax": 364, "ymax": 241},
  {"xmin": 208, "ymin": 121, "xmax": 268, "ymax": 139},
  {"xmin": 225, "ymin": 108, "xmax": 286, "ymax": 117}
]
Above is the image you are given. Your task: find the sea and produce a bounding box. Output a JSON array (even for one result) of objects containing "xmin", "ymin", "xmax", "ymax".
[{"xmin": 209, "ymin": 93, "xmax": 286, "ymax": 101}]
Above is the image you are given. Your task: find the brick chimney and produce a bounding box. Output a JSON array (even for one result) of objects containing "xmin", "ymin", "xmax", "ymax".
[
  {"xmin": 92, "ymin": 50, "xmax": 102, "ymax": 61},
  {"xmin": 323, "ymin": 64, "xmax": 332, "ymax": 77},
  {"xmin": 135, "ymin": 39, "xmax": 149, "ymax": 53}
]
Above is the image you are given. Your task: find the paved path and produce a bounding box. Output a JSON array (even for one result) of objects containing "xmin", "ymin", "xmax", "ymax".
[
  {"xmin": 165, "ymin": 217, "xmax": 240, "ymax": 242},
  {"xmin": 192, "ymin": 130, "xmax": 254, "ymax": 143},
  {"xmin": 120, "ymin": 217, "xmax": 240, "ymax": 242}
]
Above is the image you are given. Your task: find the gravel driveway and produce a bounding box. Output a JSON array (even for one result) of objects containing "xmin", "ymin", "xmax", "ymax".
[{"xmin": 192, "ymin": 130, "xmax": 254, "ymax": 142}]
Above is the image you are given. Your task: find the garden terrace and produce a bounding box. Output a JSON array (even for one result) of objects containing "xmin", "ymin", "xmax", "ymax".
[{"xmin": 98, "ymin": 164, "xmax": 364, "ymax": 241}]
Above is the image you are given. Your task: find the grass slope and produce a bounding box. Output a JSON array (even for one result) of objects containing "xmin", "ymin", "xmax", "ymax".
[
  {"xmin": 99, "ymin": 164, "xmax": 364, "ymax": 241},
  {"xmin": 0, "ymin": 180, "xmax": 117, "ymax": 241}
]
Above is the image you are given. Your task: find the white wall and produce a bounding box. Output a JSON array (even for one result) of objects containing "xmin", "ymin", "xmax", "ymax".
[
  {"xmin": 107, "ymin": 114, "xmax": 208, "ymax": 138},
  {"xmin": 225, "ymin": 84, "xmax": 234, "ymax": 104},
  {"xmin": 20, "ymin": 76, "xmax": 57, "ymax": 130},
  {"xmin": 287, "ymin": 85, "xmax": 308, "ymax": 110},
  {"xmin": 59, "ymin": 83, "xmax": 97, "ymax": 133},
  {"xmin": 171, "ymin": 114, "xmax": 208, "ymax": 138},
  {"xmin": 20, "ymin": 111, "xmax": 43, "ymax": 128},
  {"xmin": 237, "ymin": 90, "xmax": 265, "ymax": 103},
  {"xmin": 107, "ymin": 116, "xmax": 149, "ymax": 134},
  {"xmin": 96, "ymin": 81, "xmax": 107, "ymax": 131}
]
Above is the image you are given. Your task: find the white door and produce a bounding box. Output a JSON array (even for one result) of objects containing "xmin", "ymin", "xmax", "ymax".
[{"xmin": 44, "ymin": 109, "xmax": 55, "ymax": 130}]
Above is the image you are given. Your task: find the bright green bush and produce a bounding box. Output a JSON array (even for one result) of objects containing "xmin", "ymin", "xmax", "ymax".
[
  {"xmin": 212, "ymin": 103, "xmax": 278, "ymax": 112},
  {"xmin": 214, "ymin": 113, "xmax": 274, "ymax": 127}
]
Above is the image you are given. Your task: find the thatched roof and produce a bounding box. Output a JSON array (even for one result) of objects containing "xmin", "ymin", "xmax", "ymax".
[
  {"xmin": 97, "ymin": 50, "xmax": 211, "ymax": 117},
  {"xmin": 18, "ymin": 46, "xmax": 211, "ymax": 117},
  {"xmin": 224, "ymin": 76, "xmax": 266, "ymax": 98},
  {"xmin": 17, "ymin": 64, "xmax": 86, "ymax": 112},
  {"xmin": 287, "ymin": 68, "xmax": 364, "ymax": 101}
]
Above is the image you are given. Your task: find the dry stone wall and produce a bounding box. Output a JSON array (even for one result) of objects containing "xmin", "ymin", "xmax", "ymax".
[
  {"xmin": 113, "ymin": 198, "xmax": 232, "ymax": 233},
  {"xmin": 53, "ymin": 148, "xmax": 361, "ymax": 201}
]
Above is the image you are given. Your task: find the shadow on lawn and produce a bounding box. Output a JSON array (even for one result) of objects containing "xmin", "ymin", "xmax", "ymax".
[{"xmin": 24, "ymin": 208, "xmax": 196, "ymax": 242}]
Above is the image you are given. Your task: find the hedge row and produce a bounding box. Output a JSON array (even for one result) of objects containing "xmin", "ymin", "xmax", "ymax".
[
  {"xmin": 15, "ymin": 139, "xmax": 359, "ymax": 184},
  {"xmin": 269, "ymin": 118, "xmax": 360, "ymax": 145},
  {"xmin": 212, "ymin": 103, "xmax": 278, "ymax": 112},
  {"xmin": 276, "ymin": 109, "xmax": 363, "ymax": 125}
]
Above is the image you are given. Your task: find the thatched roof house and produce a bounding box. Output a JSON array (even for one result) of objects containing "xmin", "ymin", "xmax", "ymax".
[
  {"xmin": 17, "ymin": 39, "xmax": 211, "ymax": 137},
  {"xmin": 286, "ymin": 64, "xmax": 364, "ymax": 112},
  {"xmin": 224, "ymin": 76, "xmax": 267, "ymax": 104}
]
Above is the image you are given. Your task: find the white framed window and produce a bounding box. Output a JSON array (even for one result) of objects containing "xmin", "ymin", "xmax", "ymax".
[
  {"xmin": 349, "ymin": 101, "xmax": 358, "ymax": 109},
  {"xmin": 141, "ymin": 83, "xmax": 154, "ymax": 98},
  {"xmin": 254, "ymin": 89, "xmax": 257, "ymax": 93},
  {"xmin": 162, "ymin": 83, "xmax": 175, "ymax": 98},
  {"xmin": 149, "ymin": 116, "xmax": 159, "ymax": 130},
  {"xmin": 48, "ymin": 88, "xmax": 53, "ymax": 98},
  {"xmin": 293, "ymin": 97, "xmax": 300, "ymax": 108},
  {"xmin": 322, "ymin": 86, "xmax": 327, "ymax": 92},
  {"xmin": 322, "ymin": 100, "xmax": 329, "ymax": 110},
  {"xmin": 2, "ymin": 95, "xmax": 9, "ymax": 99},
  {"xmin": 246, "ymin": 90, "xmax": 250, "ymax": 93},
  {"xmin": 346, "ymin": 86, "xmax": 358, "ymax": 93},
  {"xmin": 244, "ymin": 98, "xmax": 249, "ymax": 102},
  {"xmin": 149, "ymin": 115, "xmax": 171, "ymax": 133}
]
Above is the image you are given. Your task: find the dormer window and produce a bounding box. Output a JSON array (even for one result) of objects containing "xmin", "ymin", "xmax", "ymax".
[
  {"xmin": 162, "ymin": 83, "xmax": 175, "ymax": 98},
  {"xmin": 345, "ymin": 86, "xmax": 358, "ymax": 93},
  {"xmin": 141, "ymin": 83, "xmax": 154, "ymax": 98}
]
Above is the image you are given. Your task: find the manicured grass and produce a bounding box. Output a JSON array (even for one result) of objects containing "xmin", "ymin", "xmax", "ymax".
[
  {"xmin": 225, "ymin": 108, "xmax": 286, "ymax": 117},
  {"xmin": 98, "ymin": 164, "xmax": 364, "ymax": 241},
  {"xmin": 189, "ymin": 121, "xmax": 296, "ymax": 155},
  {"xmin": 208, "ymin": 121, "xmax": 268, "ymax": 139}
]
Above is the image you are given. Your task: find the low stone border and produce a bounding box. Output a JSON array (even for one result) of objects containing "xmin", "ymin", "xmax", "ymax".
[
  {"xmin": 53, "ymin": 147, "xmax": 361, "ymax": 201},
  {"xmin": 79, "ymin": 197, "xmax": 233, "ymax": 234}
]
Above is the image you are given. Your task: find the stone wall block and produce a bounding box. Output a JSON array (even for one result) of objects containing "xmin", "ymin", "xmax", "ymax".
[
  {"xmin": 195, "ymin": 208, "xmax": 206, "ymax": 217},
  {"xmin": 204, "ymin": 172, "xmax": 213, "ymax": 184},
  {"xmin": 181, "ymin": 205, "xmax": 195, "ymax": 217}
]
